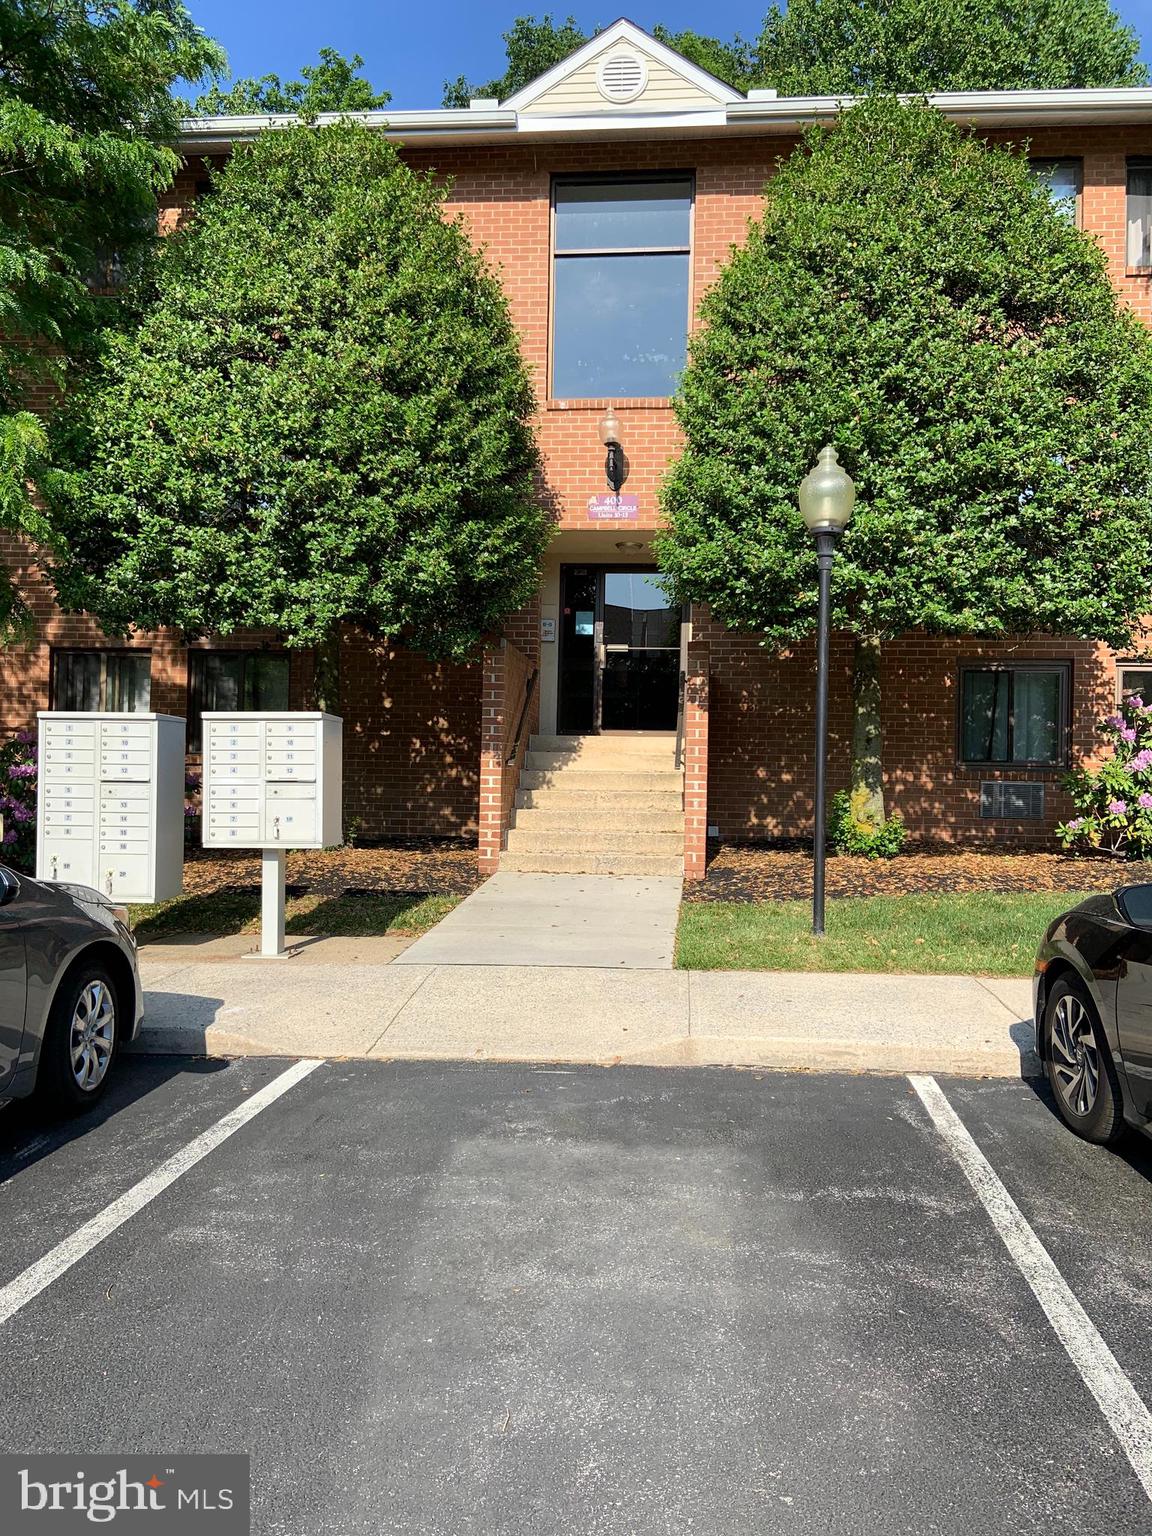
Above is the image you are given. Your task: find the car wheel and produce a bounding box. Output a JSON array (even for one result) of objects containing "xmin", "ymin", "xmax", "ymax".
[
  {"xmin": 1045, "ymin": 976, "xmax": 1124, "ymax": 1145},
  {"xmin": 38, "ymin": 965, "xmax": 119, "ymax": 1112}
]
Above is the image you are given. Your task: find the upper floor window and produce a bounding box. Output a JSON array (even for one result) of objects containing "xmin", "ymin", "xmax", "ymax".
[
  {"xmin": 551, "ymin": 175, "xmax": 692, "ymax": 400},
  {"xmin": 186, "ymin": 650, "xmax": 290, "ymax": 751},
  {"xmin": 1127, "ymin": 158, "xmax": 1152, "ymax": 269},
  {"xmin": 1030, "ymin": 158, "xmax": 1081, "ymax": 223},
  {"xmin": 50, "ymin": 649, "xmax": 151, "ymax": 713},
  {"xmin": 959, "ymin": 662, "xmax": 1069, "ymax": 767}
]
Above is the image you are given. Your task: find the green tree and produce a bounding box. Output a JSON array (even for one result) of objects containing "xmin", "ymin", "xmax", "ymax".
[
  {"xmin": 651, "ymin": 26, "xmax": 758, "ymax": 90},
  {"xmin": 0, "ymin": 0, "xmax": 221, "ymax": 639},
  {"xmin": 192, "ymin": 46, "xmax": 389, "ymax": 116},
  {"xmin": 756, "ymin": 0, "xmax": 1147, "ymax": 93},
  {"xmin": 45, "ymin": 123, "xmax": 547, "ymax": 695},
  {"xmin": 655, "ymin": 98, "xmax": 1152, "ymax": 832}
]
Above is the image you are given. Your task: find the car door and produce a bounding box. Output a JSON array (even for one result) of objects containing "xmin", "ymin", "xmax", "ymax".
[
  {"xmin": 1112, "ymin": 885, "xmax": 1152, "ymax": 1118},
  {"xmin": 0, "ymin": 867, "xmax": 28, "ymax": 1088}
]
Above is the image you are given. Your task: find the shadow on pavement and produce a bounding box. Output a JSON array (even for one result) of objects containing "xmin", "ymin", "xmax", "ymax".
[{"xmin": 0, "ymin": 1053, "xmax": 231, "ymax": 1181}]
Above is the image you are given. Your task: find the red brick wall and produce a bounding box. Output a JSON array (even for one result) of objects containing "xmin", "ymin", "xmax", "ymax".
[{"xmin": 5, "ymin": 121, "xmax": 1151, "ymax": 851}]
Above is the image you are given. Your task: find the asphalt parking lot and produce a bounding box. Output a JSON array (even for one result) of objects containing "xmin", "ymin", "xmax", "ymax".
[{"xmin": 2, "ymin": 1057, "xmax": 1152, "ymax": 1535}]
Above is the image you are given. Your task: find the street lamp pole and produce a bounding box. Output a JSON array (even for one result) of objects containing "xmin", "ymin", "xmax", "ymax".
[{"xmin": 799, "ymin": 446, "xmax": 856, "ymax": 937}]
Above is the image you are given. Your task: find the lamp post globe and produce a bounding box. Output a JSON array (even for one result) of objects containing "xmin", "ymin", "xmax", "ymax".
[
  {"xmin": 800, "ymin": 444, "xmax": 856, "ymax": 534},
  {"xmin": 801, "ymin": 445, "xmax": 855, "ymax": 938}
]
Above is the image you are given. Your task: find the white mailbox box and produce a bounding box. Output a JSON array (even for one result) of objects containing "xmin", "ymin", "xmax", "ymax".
[
  {"xmin": 201, "ymin": 712, "xmax": 342, "ymax": 850},
  {"xmin": 36, "ymin": 712, "xmax": 186, "ymax": 903}
]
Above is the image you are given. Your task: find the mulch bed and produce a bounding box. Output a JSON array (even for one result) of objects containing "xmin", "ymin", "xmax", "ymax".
[
  {"xmin": 686, "ymin": 842, "xmax": 1152, "ymax": 903},
  {"xmin": 179, "ymin": 838, "xmax": 483, "ymax": 901}
]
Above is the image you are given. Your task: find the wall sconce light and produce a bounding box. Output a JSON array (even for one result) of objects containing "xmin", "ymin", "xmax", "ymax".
[{"xmin": 598, "ymin": 407, "xmax": 626, "ymax": 495}]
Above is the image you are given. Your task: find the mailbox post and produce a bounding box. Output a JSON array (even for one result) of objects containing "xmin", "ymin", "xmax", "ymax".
[{"xmin": 201, "ymin": 712, "xmax": 343, "ymax": 958}]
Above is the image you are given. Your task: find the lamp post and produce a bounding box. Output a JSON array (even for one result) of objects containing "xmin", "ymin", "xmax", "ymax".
[
  {"xmin": 599, "ymin": 407, "xmax": 625, "ymax": 494},
  {"xmin": 799, "ymin": 445, "xmax": 856, "ymax": 936}
]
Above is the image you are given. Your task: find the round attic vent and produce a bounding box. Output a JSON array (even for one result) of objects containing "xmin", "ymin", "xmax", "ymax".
[{"xmin": 596, "ymin": 51, "xmax": 648, "ymax": 104}]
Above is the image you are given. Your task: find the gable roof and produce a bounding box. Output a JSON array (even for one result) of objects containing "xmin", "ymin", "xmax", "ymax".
[{"xmin": 500, "ymin": 17, "xmax": 744, "ymax": 113}]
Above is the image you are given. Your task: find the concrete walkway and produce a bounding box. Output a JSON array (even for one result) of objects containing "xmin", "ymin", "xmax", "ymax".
[
  {"xmin": 393, "ymin": 872, "xmax": 683, "ymax": 968},
  {"xmin": 132, "ymin": 942, "xmax": 1038, "ymax": 1078}
]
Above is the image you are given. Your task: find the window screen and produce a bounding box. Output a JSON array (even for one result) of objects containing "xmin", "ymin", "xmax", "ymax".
[
  {"xmin": 50, "ymin": 650, "xmax": 151, "ymax": 713},
  {"xmin": 960, "ymin": 665, "xmax": 1067, "ymax": 765},
  {"xmin": 187, "ymin": 651, "xmax": 290, "ymax": 751}
]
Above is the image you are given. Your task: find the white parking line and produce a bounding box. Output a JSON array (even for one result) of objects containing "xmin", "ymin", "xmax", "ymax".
[
  {"xmin": 0, "ymin": 1058, "xmax": 323, "ymax": 1328},
  {"xmin": 910, "ymin": 1073, "xmax": 1152, "ymax": 1501}
]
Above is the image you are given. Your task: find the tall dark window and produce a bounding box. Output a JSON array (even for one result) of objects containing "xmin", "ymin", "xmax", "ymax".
[
  {"xmin": 1128, "ymin": 158, "xmax": 1152, "ymax": 269},
  {"xmin": 551, "ymin": 175, "xmax": 692, "ymax": 399},
  {"xmin": 50, "ymin": 650, "xmax": 151, "ymax": 712},
  {"xmin": 187, "ymin": 651, "xmax": 290, "ymax": 751},
  {"xmin": 960, "ymin": 664, "xmax": 1069, "ymax": 766},
  {"xmin": 1029, "ymin": 158, "xmax": 1081, "ymax": 223}
]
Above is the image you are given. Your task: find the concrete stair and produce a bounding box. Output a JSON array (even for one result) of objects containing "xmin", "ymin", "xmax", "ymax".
[{"xmin": 502, "ymin": 734, "xmax": 684, "ymax": 877}]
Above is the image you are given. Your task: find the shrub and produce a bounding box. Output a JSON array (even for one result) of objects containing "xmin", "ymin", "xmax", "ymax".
[
  {"xmin": 826, "ymin": 790, "xmax": 907, "ymax": 859},
  {"xmin": 1059, "ymin": 694, "xmax": 1152, "ymax": 857},
  {"xmin": 0, "ymin": 732, "xmax": 38, "ymax": 872}
]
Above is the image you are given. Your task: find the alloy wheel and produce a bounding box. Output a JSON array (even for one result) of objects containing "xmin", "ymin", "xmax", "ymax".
[
  {"xmin": 68, "ymin": 980, "xmax": 115, "ymax": 1093},
  {"xmin": 1050, "ymin": 993, "xmax": 1100, "ymax": 1119}
]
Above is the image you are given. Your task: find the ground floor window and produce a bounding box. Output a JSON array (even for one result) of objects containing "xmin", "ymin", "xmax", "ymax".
[
  {"xmin": 959, "ymin": 663, "xmax": 1068, "ymax": 766},
  {"xmin": 50, "ymin": 649, "xmax": 151, "ymax": 713},
  {"xmin": 187, "ymin": 651, "xmax": 290, "ymax": 751},
  {"xmin": 1119, "ymin": 665, "xmax": 1152, "ymax": 705}
]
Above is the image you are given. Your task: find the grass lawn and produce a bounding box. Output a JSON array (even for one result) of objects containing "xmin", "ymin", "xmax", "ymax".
[
  {"xmin": 130, "ymin": 888, "xmax": 460, "ymax": 944},
  {"xmin": 675, "ymin": 890, "xmax": 1093, "ymax": 976}
]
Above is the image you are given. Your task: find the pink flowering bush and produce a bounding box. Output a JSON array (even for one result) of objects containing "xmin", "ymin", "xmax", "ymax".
[
  {"xmin": 1059, "ymin": 695, "xmax": 1152, "ymax": 857},
  {"xmin": 0, "ymin": 731, "xmax": 37, "ymax": 872}
]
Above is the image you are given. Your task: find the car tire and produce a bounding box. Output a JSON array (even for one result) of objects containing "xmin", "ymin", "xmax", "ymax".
[
  {"xmin": 1044, "ymin": 976, "xmax": 1124, "ymax": 1146},
  {"xmin": 37, "ymin": 964, "xmax": 119, "ymax": 1112}
]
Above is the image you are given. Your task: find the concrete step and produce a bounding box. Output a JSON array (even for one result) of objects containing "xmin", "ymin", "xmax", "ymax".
[
  {"xmin": 515, "ymin": 787, "xmax": 684, "ymax": 813},
  {"xmin": 500, "ymin": 849, "xmax": 683, "ymax": 876},
  {"xmin": 510, "ymin": 806, "xmax": 683, "ymax": 834},
  {"xmin": 529, "ymin": 734, "xmax": 678, "ymax": 756},
  {"xmin": 520, "ymin": 769, "xmax": 684, "ymax": 793},
  {"xmin": 525, "ymin": 749, "xmax": 677, "ymax": 773},
  {"xmin": 505, "ymin": 827, "xmax": 684, "ymax": 856}
]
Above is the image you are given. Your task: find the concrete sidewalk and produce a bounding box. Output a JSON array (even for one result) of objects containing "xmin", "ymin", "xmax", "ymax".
[{"xmin": 132, "ymin": 942, "xmax": 1037, "ymax": 1078}]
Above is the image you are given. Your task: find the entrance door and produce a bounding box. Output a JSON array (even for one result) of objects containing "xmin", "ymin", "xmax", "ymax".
[{"xmin": 558, "ymin": 566, "xmax": 681, "ymax": 734}]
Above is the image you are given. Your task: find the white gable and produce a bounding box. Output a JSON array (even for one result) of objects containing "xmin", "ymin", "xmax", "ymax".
[{"xmin": 503, "ymin": 18, "xmax": 742, "ymax": 116}]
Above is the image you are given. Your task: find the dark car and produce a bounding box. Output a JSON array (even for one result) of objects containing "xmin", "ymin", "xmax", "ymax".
[
  {"xmin": 0, "ymin": 864, "xmax": 142, "ymax": 1112},
  {"xmin": 1034, "ymin": 883, "xmax": 1152, "ymax": 1145}
]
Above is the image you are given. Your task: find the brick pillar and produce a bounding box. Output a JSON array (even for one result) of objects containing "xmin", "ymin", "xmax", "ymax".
[
  {"xmin": 478, "ymin": 641, "xmax": 507, "ymax": 875},
  {"xmin": 683, "ymin": 646, "xmax": 710, "ymax": 883}
]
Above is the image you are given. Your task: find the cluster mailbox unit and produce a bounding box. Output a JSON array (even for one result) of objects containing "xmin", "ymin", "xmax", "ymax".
[
  {"xmin": 36, "ymin": 712, "xmax": 186, "ymax": 903},
  {"xmin": 202, "ymin": 712, "xmax": 342, "ymax": 956}
]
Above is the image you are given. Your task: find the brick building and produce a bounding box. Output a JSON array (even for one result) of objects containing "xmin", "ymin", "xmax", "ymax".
[{"xmin": 5, "ymin": 19, "xmax": 1152, "ymax": 879}]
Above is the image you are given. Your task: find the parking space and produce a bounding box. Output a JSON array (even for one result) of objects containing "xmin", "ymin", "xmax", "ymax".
[{"xmin": 2, "ymin": 1059, "xmax": 1152, "ymax": 1534}]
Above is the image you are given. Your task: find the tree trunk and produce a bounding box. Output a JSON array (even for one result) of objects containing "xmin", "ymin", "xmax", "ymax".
[
  {"xmin": 312, "ymin": 630, "xmax": 341, "ymax": 715},
  {"xmin": 850, "ymin": 634, "xmax": 885, "ymax": 829}
]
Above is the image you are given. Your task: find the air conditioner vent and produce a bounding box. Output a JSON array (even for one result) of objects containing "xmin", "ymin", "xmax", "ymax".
[
  {"xmin": 980, "ymin": 781, "xmax": 1046, "ymax": 820},
  {"xmin": 596, "ymin": 51, "xmax": 648, "ymax": 103}
]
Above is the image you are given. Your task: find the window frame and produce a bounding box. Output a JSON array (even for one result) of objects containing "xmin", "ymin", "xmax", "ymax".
[
  {"xmin": 956, "ymin": 660, "xmax": 1071, "ymax": 769},
  {"xmin": 1028, "ymin": 156, "xmax": 1083, "ymax": 227},
  {"xmin": 548, "ymin": 171, "xmax": 696, "ymax": 403},
  {"xmin": 49, "ymin": 648, "xmax": 152, "ymax": 714},
  {"xmin": 1117, "ymin": 663, "xmax": 1152, "ymax": 706},
  {"xmin": 1127, "ymin": 156, "xmax": 1152, "ymax": 272},
  {"xmin": 186, "ymin": 649, "xmax": 291, "ymax": 752}
]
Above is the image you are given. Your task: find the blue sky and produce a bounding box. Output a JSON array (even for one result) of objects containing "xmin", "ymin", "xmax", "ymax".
[{"xmin": 185, "ymin": 1, "xmax": 1152, "ymax": 109}]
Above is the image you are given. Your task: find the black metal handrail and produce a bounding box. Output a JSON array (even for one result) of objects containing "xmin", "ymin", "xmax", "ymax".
[
  {"xmin": 674, "ymin": 668, "xmax": 687, "ymax": 771},
  {"xmin": 506, "ymin": 665, "xmax": 539, "ymax": 766}
]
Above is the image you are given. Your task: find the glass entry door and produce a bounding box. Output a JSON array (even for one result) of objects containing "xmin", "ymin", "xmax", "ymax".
[{"xmin": 558, "ymin": 566, "xmax": 682, "ymax": 734}]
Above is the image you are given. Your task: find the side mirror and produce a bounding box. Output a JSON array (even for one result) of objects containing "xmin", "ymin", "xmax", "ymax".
[
  {"xmin": 1117, "ymin": 883, "xmax": 1152, "ymax": 929},
  {"xmin": 0, "ymin": 866, "xmax": 20, "ymax": 907}
]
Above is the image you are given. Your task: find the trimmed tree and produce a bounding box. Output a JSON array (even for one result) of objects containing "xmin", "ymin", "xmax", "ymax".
[
  {"xmin": 45, "ymin": 122, "xmax": 547, "ymax": 698},
  {"xmin": 0, "ymin": 0, "xmax": 221, "ymax": 639},
  {"xmin": 655, "ymin": 97, "xmax": 1152, "ymax": 835}
]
